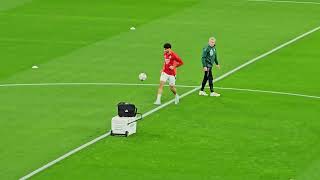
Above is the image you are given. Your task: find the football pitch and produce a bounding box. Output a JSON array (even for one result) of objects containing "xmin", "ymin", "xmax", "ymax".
[{"xmin": 1, "ymin": 0, "xmax": 320, "ymax": 179}]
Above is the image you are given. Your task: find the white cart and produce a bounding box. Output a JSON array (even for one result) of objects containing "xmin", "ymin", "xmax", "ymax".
[{"xmin": 111, "ymin": 116, "xmax": 140, "ymax": 137}]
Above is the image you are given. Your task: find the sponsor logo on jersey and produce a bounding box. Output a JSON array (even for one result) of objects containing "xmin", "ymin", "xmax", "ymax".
[{"xmin": 210, "ymin": 49, "xmax": 214, "ymax": 56}]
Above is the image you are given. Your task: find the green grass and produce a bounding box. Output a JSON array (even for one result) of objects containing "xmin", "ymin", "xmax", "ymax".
[
  {"xmin": 220, "ymin": 30, "xmax": 320, "ymax": 96},
  {"xmin": 33, "ymin": 93, "xmax": 320, "ymax": 180},
  {"xmin": 31, "ymin": 28, "xmax": 320, "ymax": 180},
  {"xmin": 0, "ymin": 0, "xmax": 197, "ymax": 80},
  {"xmin": 0, "ymin": 0, "xmax": 319, "ymax": 179}
]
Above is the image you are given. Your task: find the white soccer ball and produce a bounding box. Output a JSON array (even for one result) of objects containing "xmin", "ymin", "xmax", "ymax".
[{"xmin": 138, "ymin": 73, "xmax": 147, "ymax": 81}]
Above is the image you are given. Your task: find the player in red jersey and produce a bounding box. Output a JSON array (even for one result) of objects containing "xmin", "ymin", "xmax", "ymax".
[{"xmin": 154, "ymin": 43, "xmax": 184, "ymax": 105}]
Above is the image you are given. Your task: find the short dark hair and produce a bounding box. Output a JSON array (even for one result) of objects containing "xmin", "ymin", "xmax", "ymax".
[{"xmin": 163, "ymin": 43, "xmax": 171, "ymax": 49}]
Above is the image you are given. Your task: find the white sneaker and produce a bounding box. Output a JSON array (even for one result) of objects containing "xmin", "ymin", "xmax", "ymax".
[
  {"xmin": 154, "ymin": 100, "xmax": 161, "ymax": 105},
  {"xmin": 210, "ymin": 92, "xmax": 221, "ymax": 97},
  {"xmin": 175, "ymin": 94, "xmax": 180, "ymax": 104},
  {"xmin": 199, "ymin": 91, "xmax": 208, "ymax": 96}
]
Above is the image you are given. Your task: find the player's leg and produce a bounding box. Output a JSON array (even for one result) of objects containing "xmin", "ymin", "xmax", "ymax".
[
  {"xmin": 169, "ymin": 85, "xmax": 177, "ymax": 95},
  {"xmin": 154, "ymin": 81, "xmax": 165, "ymax": 105},
  {"xmin": 168, "ymin": 75, "xmax": 177, "ymax": 95},
  {"xmin": 154, "ymin": 73, "xmax": 168, "ymax": 105},
  {"xmin": 168, "ymin": 76, "xmax": 179, "ymax": 104},
  {"xmin": 208, "ymin": 68, "xmax": 214, "ymax": 93},
  {"xmin": 199, "ymin": 69, "xmax": 209, "ymax": 96},
  {"xmin": 208, "ymin": 69, "xmax": 220, "ymax": 97},
  {"xmin": 170, "ymin": 85, "xmax": 180, "ymax": 105}
]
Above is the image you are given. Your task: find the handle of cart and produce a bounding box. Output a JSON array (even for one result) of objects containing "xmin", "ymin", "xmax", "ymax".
[{"xmin": 127, "ymin": 113, "xmax": 143, "ymax": 125}]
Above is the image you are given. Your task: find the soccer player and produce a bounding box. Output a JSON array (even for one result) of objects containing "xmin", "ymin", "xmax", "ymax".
[
  {"xmin": 154, "ymin": 43, "xmax": 184, "ymax": 105},
  {"xmin": 199, "ymin": 37, "xmax": 221, "ymax": 97}
]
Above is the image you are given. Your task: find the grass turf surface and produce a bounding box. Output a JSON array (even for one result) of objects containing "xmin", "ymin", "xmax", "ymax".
[{"xmin": 0, "ymin": 0, "xmax": 320, "ymax": 179}]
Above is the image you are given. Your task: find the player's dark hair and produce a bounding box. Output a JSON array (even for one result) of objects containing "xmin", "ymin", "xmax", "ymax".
[{"xmin": 163, "ymin": 43, "xmax": 171, "ymax": 49}]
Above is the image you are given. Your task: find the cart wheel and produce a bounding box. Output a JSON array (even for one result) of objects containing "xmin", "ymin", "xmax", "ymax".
[
  {"xmin": 110, "ymin": 131, "xmax": 114, "ymax": 136},
  {"xmin": 125, "ymin": 131, "xmax": 129, "ymax": 137}
]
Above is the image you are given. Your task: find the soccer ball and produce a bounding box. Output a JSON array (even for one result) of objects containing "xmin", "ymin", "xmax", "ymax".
[{"xmin": 138, "ymin": 73, "xmax": 147, "ymax": 81}]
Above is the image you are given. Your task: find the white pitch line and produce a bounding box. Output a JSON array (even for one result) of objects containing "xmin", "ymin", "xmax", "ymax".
[
  {"xmin": 0, "ymin": 82, "xmax": 157, "ymax": 87},
  {"xmin": 248, "ymin": 0, "xmax": 320, "ymax": 5},
  {"xmin": 19, "ymin": 25, "xmax": 320, "ymax": 179},
  {"xmin": 215, "ymin": 87, "xmax": 320, "ymax": 99},
  {"xmin": 1, "ymin": 82, "xmax": 319, "ymax": 99},
  {"xmin": 20, "ymin": 132, "xmax": 110, "ymax": 180},
  {"xmin": 0, "ymin": 82, "xmax": 196, "ymax": 88}
]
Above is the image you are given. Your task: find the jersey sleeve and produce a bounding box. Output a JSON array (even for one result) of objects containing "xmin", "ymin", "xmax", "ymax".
[
  {"xmin": 161, "ymin": 61, "xmax": 165, "ymax": 71},
  {"xmin": 201, "ymin": 48, "xmax": 207, "ymax": 67},
  {"xmin": 173, "ymin": 53, "xmax": 184, "ymax": 67},
  {"xmin": 214, "ymin": 51, "xmax": 219, "ymax": 65}
]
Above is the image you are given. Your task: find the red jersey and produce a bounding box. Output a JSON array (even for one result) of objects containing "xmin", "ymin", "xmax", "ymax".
[{"xmin": 162, "ymin": 51, "xmax": 184, "ymax": 76}]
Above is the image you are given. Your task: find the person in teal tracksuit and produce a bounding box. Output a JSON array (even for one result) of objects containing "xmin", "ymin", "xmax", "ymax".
[{"xmin": 199, "ymin": 37, "xmax": 221, "ymax": 97}]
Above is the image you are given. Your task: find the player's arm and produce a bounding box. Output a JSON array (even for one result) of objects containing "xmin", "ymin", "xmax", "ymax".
[
  {"xmin": 174, "ymin": 53, "xmax": 184, "ymax": 68},
  {"xmin": 202, "ymin": 48, "xmax": 208, "ymax": 71},
  {"xmin": 214, "ymin": 52, "xmax": 220, "ymax": 69},
  {"xmin": 160, "ymin": 62, "xmax": 165, "ymax": 73},
  {"xmin": 169, "ymin": 54, "xmax": 184, "ymax": 70}
]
